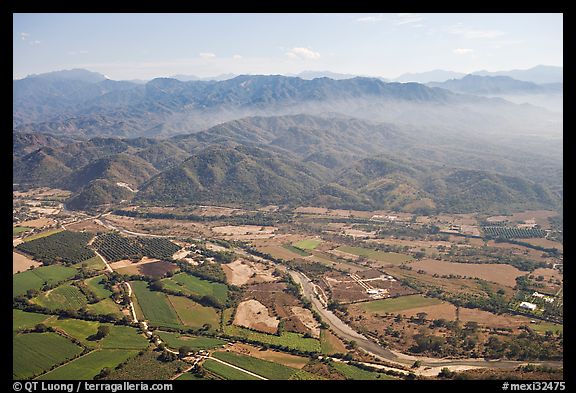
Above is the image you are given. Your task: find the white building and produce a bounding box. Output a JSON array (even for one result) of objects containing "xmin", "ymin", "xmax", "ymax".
[{"xmin": 519, "ymin": 301, "xmax": 537, "ymax": 311}]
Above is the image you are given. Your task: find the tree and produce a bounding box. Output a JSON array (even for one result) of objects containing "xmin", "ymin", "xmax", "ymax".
[
  {"xmin": 179, "ymin": 346, "xmax": 192, "ymax": 358},
  {"xmin": 34, "ymin": 323, "xmax": 48, "ymax": 333},
  {"xmin": 412, "ymin": 360, "xmax": 422, "ymax": 369},
  {"xmin": 438, "ymin": 367, "xmax": 455, "ymax": 378}
]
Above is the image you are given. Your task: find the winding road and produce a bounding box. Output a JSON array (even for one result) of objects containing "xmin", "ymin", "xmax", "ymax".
[{"xmin": 289, "ymin": 270, "xmax": 563, "ymax": 372}]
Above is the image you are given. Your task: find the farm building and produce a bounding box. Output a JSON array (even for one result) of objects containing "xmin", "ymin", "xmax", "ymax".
[{"xmin": 519, "ymin": 302, "xmax": 537, "ymax": 311}]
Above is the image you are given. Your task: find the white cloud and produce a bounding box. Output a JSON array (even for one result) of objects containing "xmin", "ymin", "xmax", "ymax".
[
  {"xmin": 199, "ymin": 52, "xmax": 216, "ymax": 58},
  {"xmin": 453, "ymin": 48, "xmax": 474, "ymax": 55},
  {"xmin": 395, "ymin": 13, "xmax": 424, "ymax": 26},
  {"xmin": 356, "ymin": 14, "xmax": 385, "ymax": 23},
  {"xmin": 20, "ymin": 32, "xmax": 30, "ymax": 41},
  {"xmin": 29, "ymin": 40, "xmax": 41, "ymax": 46},
  {"xmin": 286, "ymin": 47, "xmax": 321, "ymax": 60},
  {"xmin": 448, "ymin": 23, "xmax": 504, "ymax": 39},
  {"xmin": 232, "ymin": 54, "xmax": 243, "ymax": 60}
]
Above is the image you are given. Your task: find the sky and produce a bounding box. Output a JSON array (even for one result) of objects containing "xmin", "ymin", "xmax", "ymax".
[{"xmin": 13, "ymin": 13, "xmax": 563, "ymax": 80}]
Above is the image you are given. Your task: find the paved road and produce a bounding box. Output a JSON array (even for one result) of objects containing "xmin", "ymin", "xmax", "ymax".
[{"xmin": 289, "ymin": 270, "xmax": 563, "ymax": 371}]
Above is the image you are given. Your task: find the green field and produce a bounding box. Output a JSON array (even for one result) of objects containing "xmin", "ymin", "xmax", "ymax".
[
  {"xmin": 161, "ymin": 273, "xmax": 228, "ymax": 304},
  {"xmin": 13, "ymin": 226, "xmax": 33, "ymax": 235},
  {"xmin": 289, "ymin": 369, "xmax": 325, "ymax": 380},
  {"xmin": 167, "ymin": 295, "xmax": 220, "ymax": 330},
  {"xmin": 282, "ymin": 244, "xmax": 311, "ymax": 256},
  {"xmin": 336, "ymin": 246, "xmax": 413, "ymax": 264},
  {"xmin": 100, "ymin": 325, "xmax": 149, "ymax": 350},
  {"xmin": 84, "ymin": 275, "xmax": 113, "ymax": 299},
  {"xmin": 45, "ymin": 317, "xmax": 99, "ymax": 345},
  {"xmin": 331, "ymin": 362, "xmax": 397, "ymax": 380},
  {"xmin": 292, "ymin": 239, "xmax": 322, "ymax": 250},
  {"xmin": 13, "ymin": 332, "xmax": 84, "ymax": 379},
  {"xmin": 130, "ymin": 281, "xmax": 181, "ymax": 328},
  {"xmin": 86, "ymin": 299, "xmax": 123, "ymax": 317},
  {"xmin": 320, "ymin": 329, "xmax": 347, "ymax": 355},
  {"xmin": 33, "ymin": 284, "xmax": 88, "ymax": 311},
  {"xmin": 531, "ymin": 323, "xmax": 563, "ymax": 335},
  {"xmin": 22, "ymin": 228, "xmax": 63, "ymax": 242},
  {"xmin": 38, "ymin": 349, "xmax": 139, "ymax": 380},
  {"xmin": 157, "ymin": 331, "xmax": 226, "ymax": 350},
  {"xmin": 103, "ymin": 350, "xmax": 188, "ymax": 380},
  {"xmin": 202, "ymin": 359, "xmax": 261, "ymax": 380},
  {"xmin": 212, "ymin": 351, "xmax": 298, "ymax": 380},
  {"xmin": 13, "ymin": 265, "xmax": 77, "ymax": 297},
  {"xmin": 75, "ymin": 256, "xmax": 106, "ymax": 272},
  {"xmin": 223, "ymin": 320, "xmax": 320, "ymax": 353},
  {"xmin": 358, "ymin": 294, "xmax": 442, "ymax": 314},
  {"xmin": 13, "ymin": 309, "xmax": 49, "ymax": 331}
]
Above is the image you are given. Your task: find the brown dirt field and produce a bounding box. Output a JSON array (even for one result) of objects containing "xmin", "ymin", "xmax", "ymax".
[
  {"xmin": 509, "ymin": 210, "xmax": 558, "ymax": 229},
  {"xmin": 256, "ymin": 245, "xmax": 302, "ymax": 261},
  {"xmin": 14, "ymin": 187, "xmax": 71, "ymax": 198},
  {"xmin": 193, "ymin": 205, "xmax": 246, "ymax": 217},
  {"xmin": 66, "ymin": 219, "xmax": 108, "ymax": 233},
  {"xmin": 224, "ymin": 343, "xmax": 309, "ymax": 369},
  {"xmin": 172, "ymin": 249, "xmax": 189, "ymax": 260},
  {"xmin": 211, "ymin": 225, "xmax": 277, "ymax": 240},
  {"xmin": 17, "ymin": 218, "xmax": 55, "ymax": 228},
  {"xmin": 13, "ymin": 239, "xmax": 24, "ymax": 247},
  {"xmin": 532, "ymin": 268, "xmax": 563, "ymax": 282},
  {"xmin": 290, "ymin": 306, "xmax": 320, "ymax": 338},
  {"xmin": 242, "ymin": 282, "xmax": 310, "ymax": 335},
  {"xmin": 104, "ymin": 214, "xmax": 211, "ymax": 237},
  {"xmin": 408, "ymin": 259, "xmax": 525, "ymax": 287},
  {"xmin": 138, "ymin": 261, "xmax": 179, "ymax": 278},
  {"xmin": 294, "ymin": 206, "xmax": 329, "ymax": 214},
  {"xmin": 400, "ymin": 303, "xmax": 533, "ymax": 329},
  {"xmin": 486, "ymin": 215, "xmax": 509, "ymax": 223},
  {"xmin": 205, "ymin": 242, "xmax": 229, "ymax": 252},
  {"xmin": 233, "ymin": 299, "xmax": 280, "ymax": 334},
  {"xmin": 110, "ymin": 256, "xmax": 162, "ymax": 270},
  {"xmin": 13, "ymin": 251, "xmax": 41, "ymax": 274},
  {"xmin": 222, "ymin": 259, "xmax": 278, "ymax": 286},
  {"xmin": 485, "ymin": 240, "xmax": 553, "ymax": 263},
  {"xmin": 343, "ymin": 228, "xmax": 377, "ymax": 238}
]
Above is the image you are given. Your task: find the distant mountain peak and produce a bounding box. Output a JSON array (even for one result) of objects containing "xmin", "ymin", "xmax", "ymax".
[{"xmin": 25, "ymin": 68, "xmax": 108, "ymax": 83}]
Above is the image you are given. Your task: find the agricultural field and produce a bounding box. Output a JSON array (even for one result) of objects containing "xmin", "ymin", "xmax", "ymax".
[
  {"xmin": 100, "ymin": 325, "xmax": 149, "ymax": 350},
  {"xmin": 103, "ymin": 350, "xmax": 188, "ymax": 380},
  {"xmin": 320, "ymin": 329, "xmax": 348, "ymax": 355},
  {"xmin": 37, "ymin": 350, "xmax": 139, "ymax": 380},
  {"xmin": 211, "ymin": 351, "xmax": 300, "ymax": 380},
  {"xmin": 335, "ymin": 246, "xmax": 413, "ymax": 265},
  {"xmin": 12, "ymin": 309, "xmax": 50, "ymax": 331},
  {"xmin": 330, "ymin": 362, "xmax": 397, "ymax": 380},
  {"xmin": 44, "ymin": 317, "xmax": 99, "ymax": 346},
  {"xmin": 13, "ymin": 332, "xmax": 84, "ymax": 379},
  {"xmin": 282, "ymin": 244, "xmax": 311, "ymax": 256},
  {"xmin": 293, "ymin": 239, "xmax": 322, "ymax": 250},
  {"xmin": 86, "ymin": 299, "xmax": 123, "ymax": 317},
  {"xmin": 482, "ymin": 226, "xmax": 546, "ymax": 239},
  {"xmin": 226, "ymin": 343, "xmax": 310, "ymax": 369},
  {"xmin": 16, "ymin": 230, "xmax": 95, "ymax": 264},
  {"xmin": 202, "ymin": 359, "xmax": 261, "ymax": 380},
  {"xmin": 74, "ymin": 256, "xmax": 106, "ymax": 272},
  {"xmin": 32, "ymin": 284, "xmax": 88, "ymax": 311},
  {"xmin": 358, "ymin": 294, "xmax": 443, "ymax": 314},
  {"xmin": 222, "ymin": 259, "xmax": 278, "ymax": 286},
  {"xmin": 407, "ymin": 259, "xmax": 525, "ymax": 287},
  {"xmin": 21, "ymin": 228, "xmax": 63, "ymax": 242},
  {"xmin": 84, "ymin": 275, "xmax": 113, "ymax": 299},
  {"xmin": 13, "ymin": 265, "xmax": 77, "ymax": 297},
  {"xmin": 129, "ymin": 281, "xmax": 181, "ymax": 328},
  {"xmin": 223, "ymin": 322, "xmax": 321, "ymax": 353},
  {"xmin": 13, "ymin": 251, "xmax": 42, "ymax": 274},
  {"xmin": 13, "ymin": 226, "xmax": 33, "ymax": 235},
  {"xmin": 167, "ymin": 295, "xmax": 220, "ymax": 330},
  {"xmin": 530, "ymin": 323, "xmax": 563, "ymax": 335},
  {"xmin": 93, "ymin": 233, "xmax": 180, "ymax": 262},
  {"xmin": 156, "ymin": 331, "xmax": 226, "ymax": 350},
  {"xmin": 161, "ymin": 272, "xmax": 228, "ymax": 303}
]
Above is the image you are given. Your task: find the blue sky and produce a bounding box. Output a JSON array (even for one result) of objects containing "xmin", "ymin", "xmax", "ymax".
[{"xmin": 13, "ymin": 13, "xmax": 563, "ymax": 80}]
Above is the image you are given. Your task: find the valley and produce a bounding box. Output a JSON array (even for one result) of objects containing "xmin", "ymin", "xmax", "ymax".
[{"xmin": 13, "ymin": 188, "xmax": 563, "ymax": 380}]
